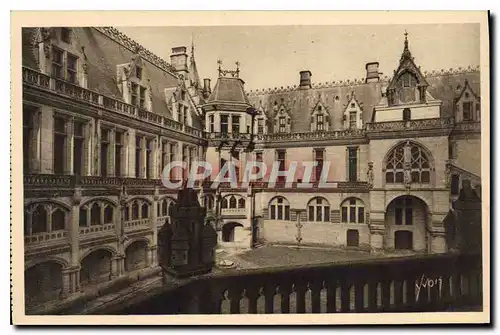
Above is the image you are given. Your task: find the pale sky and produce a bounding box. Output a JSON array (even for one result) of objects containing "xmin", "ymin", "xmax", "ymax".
[{"xmin": 118, "ymin": 24, "xmax": 480, "ymax": 91}]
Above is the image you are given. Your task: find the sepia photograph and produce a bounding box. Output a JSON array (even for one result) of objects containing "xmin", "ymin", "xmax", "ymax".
[{"xmin": 10, "ymin": 11, "xmax": 490, "ymax": 325}]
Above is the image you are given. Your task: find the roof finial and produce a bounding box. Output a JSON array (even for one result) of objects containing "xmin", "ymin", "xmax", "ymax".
[{"xmin": 404, "ymin": 30, "xmax": 409, "ymax": 50}]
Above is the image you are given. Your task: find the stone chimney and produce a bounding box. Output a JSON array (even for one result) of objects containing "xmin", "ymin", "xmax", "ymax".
[
  {"xmin": 203, "ymin": 78, "xmax": 211, "ymax": 98},
  {"xmin": 299, "ymin": 70, "xmax": 312, "ymax": 89},
  {"xmin": 365, "ymin": 62, "xmax": 381, "ymax": 83},
  {"xmin": 170, "ymin": 46, "xmax": 189, "ymax": 77}
]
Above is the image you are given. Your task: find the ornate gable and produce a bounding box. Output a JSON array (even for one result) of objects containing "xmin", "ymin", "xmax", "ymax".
[
  {"xmin": 310, "ymin": 95, "xmax": 330, "ymax": 131},
  {"xmin": 343, "ymin": 91, "xmax": 364, "ymax": 129},
  {"xmin": 386, "ymin": 32, "xmax": 430, "ymax": 106},
  {"xmin": 116, "ymin": 47, "xmax": 153, "ymax": 111},
  {"xmin": 455, "ymin": 79, "xmax": 480, "ymax": 122},
  {"xmin": 273, "ymin": 99, "xmax": 292, "ymax": 133}
]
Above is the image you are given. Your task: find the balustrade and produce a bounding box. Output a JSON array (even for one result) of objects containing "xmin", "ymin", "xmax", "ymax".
[
  {"xmin": 79, "ymin": 223, "xmax": 115, "ymax": 236},
  {"xmin": 24, "ymin": 230, "xmax": 68, "ymax": 245},
  {"xmin": 22, "ymin": 66, "xmax": 200, "ymax": 138},
  {"xmin": 366, "ymin": 117, "xmax": 454, "ymax": 132},
  {"xmin": 118, "ymin": 252, "xmax": 482, "ymax": 314},
  {"xmin": 124, "ymin": 218, "xmax": 150, "ymax": 229}
]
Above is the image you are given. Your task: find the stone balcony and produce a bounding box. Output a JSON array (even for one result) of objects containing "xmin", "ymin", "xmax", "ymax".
[{"xmin": 22, "ymin": 66, "xmax": 205, "ymax": 140}]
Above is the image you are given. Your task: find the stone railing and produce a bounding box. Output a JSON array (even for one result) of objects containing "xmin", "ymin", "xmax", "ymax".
[
  {"xmin": 116, "ymin": 252, "xmax": 482, "ymax": 315},
  {"xmin": 255, "ymin": 128, "xmax": 366, "ymax": 142},
  {"xmin": 24, "ymin": 174, "xmax": 74, "ymax": 188},
  {"xmin": 366, "ymin": 117, "xmax": 454, "ymax": 132},
  {"xmin": 207, "ymin": 132, "xmax": 253, "ymax": 141},
  {"xmin": 221, "ymin": 208, "xmax": 247, "ymax": 216},
  {"xmin": 24, "ymin": 230, "xmax": 68, "ymax": 245},
  {"xmin": 22, "ymin": 66, "xmax": 203, "ymax": 139},
  {"xmin": 124, "ymin": 218, "xmax": 150, "ymax": 230},
  {"xmin": 79, "ymin": 223, "xmax": 115, "ymax": 236}
]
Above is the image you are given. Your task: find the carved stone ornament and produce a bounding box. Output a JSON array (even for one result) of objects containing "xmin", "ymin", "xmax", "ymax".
[
  {"xmin": 445, "ymin": 162, "xmax": 452, "ymax": 188},
  {"xmin": 367, "ymin": 162, "xmax": 374, "ymax": 188},
  {"xmin": 404, "ymin": 165, "xmax": 412, "ymax": 188},
  {"xmin": 72, "ymin": 188, "xmax": 82, "ymax": 205}
]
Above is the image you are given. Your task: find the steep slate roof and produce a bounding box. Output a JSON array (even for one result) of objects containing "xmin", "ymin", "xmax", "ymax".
[
  {"xmin": 22, "ymin": 27, "xmax": 204, "ymax": 128},
  {"xmin": 247, "ymin": 69, "xmax": 480, "ymax": 133},
  {"xmin": 206, "ymin": 77, "xmax": 251, "ymax": 105}
]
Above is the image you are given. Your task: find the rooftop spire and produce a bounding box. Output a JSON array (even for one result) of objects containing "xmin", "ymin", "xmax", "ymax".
[
  {"xmin": 400, "ymin": 29, "xmax": 413, "ymax": 62},
  {"xmin": 188, "ymin": 35, "xmax": 201, "ymax": 89}
]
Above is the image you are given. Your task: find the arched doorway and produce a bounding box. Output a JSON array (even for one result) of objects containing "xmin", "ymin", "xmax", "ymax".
[
  {"xmin": 222, "ymin": 222, "xmax": 244, "ymax": 242},
  {"xmin": 125, "ymin": 240, "xmax": 148, "ymax": 272},
  {"xmin": 25, "ymin": 261, "xmax": 63, "ymax": 306},
  {"xmin": 385, "ymin": 195, "xmax": 428, "ymax": 252},
  {"xmin": 80, "ymin": 249, "xmax": 112, "ymax": 288}
]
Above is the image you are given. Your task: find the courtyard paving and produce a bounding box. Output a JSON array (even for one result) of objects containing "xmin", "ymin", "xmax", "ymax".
[{"xmin": 224, "ymin": 245, "xmax": 388, "ymax": 270}]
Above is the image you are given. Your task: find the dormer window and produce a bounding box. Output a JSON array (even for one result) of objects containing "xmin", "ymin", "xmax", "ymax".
[
  {"xmin": 136, "ymin": 66, "xmax": 143, "ymax": 80},
  {"xmin": 279, "ymin": 117, "xmax": 286, "ymax": 133},
  {"xmin": 61, "ymin": 28, "xmax": 71, "ymax": 44},
  {"xmin": 351, "ymin": 103, "xmax": 355, "ymax": 108},
  {"xmin": 130, "ymin": 83, "xmax": 147, "ymax": 109},
  {"xmin": 349, "ymin": 111, "xmax": 357, "ymax": 129},
  {"xmin": 67, "ymin": 53, "xmax": 78, "ymax": 83},
  {"xmin": 139, "ymin": 86, "xmax": 146, "ymax": 109},
  {"xmin": 52, "ymin": 47, "xmax": 64, "ymax": 79},
  {"xmin": 52, "ymin": 47, "xmax": 78, "ymax": 84},
  {"xmin": 257, "ymin": 118, "xmax": 264, "ymax": 134},
  {"xmin": 181, "ymin": 90, "xmax": 186, "ymax": 101},
  {"xmin": 463, "ymin": 102, "xmax": 472, "ymax": 121},
  {"xmin": 316, "ymin": 114, "xmax": 324, "ymax": 131}
]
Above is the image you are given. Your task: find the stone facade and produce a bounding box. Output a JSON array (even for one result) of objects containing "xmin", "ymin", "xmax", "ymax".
[{"xmin": 22, "ymin": 27, "xmax": 482, "ymax": 312}]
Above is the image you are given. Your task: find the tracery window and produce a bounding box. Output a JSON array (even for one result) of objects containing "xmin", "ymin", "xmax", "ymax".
[
  {"xmin": 307, "ymin": 197, "xmax": 330, "ymax": 222},
  {"xmin": 385, "ymin": 142, "xmax": 431, "ymax": 184},
  {"xmin": 341, "ymin": 198, "xmax": 365, "ymax": 223},
  {"xmin": 24, "ymin": 203, "xmax": 69, "ymax": 235},
  {"xmin": 269, "ymin": 197, "xmax": 290, "ymax": 220}
]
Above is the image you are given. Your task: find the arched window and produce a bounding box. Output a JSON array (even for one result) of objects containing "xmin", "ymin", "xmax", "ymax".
[
  {"xmin": 238, "ymin": 198, "xmax": 246, "ymax": 209},
  {"xmin": 168, "ymin": 201, "xmax": 174, "ymax": 216},
  {"xmin": 104, "ymin": 206, "xmax": 113, "ymax": 224},
  {"xmin": 269, "ymin": 197, "xmax": 290, "ymax": 220},
  {"xmin": 341, "ymin": 198, "xmax": 365, "ymax": 223},
  {"xmin": 31, "ymin": 205, "xmax": 48, "ymax": 234},
  {"xmin": 161, "ymin": 199, "xmax": 168, "ymax": 216},
  {"xmin": 52, "ymin": 209, "xmax": 65, "ymax": 231},
  {"xmin": 132, "ymin": 202, "xmax": 139, "ymax": 220},
  {"xmin": 307, "ymin": 197, "xmax": 330, "ymax": 222},
  {"xmin": 141, "ymin": 202, "xmax": 149, "ymax": 219},
  {"xmin": 90, "ymin": 203, "xmax": 101, "ymax": 226},
  {"xmin": 221, "ymin": 198, "xmax": 228, "ymax": 209},
  {"xmin": 385, "ymin": 142, "xmax": 431, "ymax": 184},
  {"xmin": 229, "ymin": 196, "xmax": 237, "ymax": 209}
]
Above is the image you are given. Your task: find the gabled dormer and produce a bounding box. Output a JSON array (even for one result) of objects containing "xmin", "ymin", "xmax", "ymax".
[
  {"xmin": 254, "ymin": 101, "xmax": 269, "ymax": 135},
  {"xmin": 164, "ymin": 79, "xmax": 194, "ymax": 126},
  {"xmin": 117, "ymin": 47, "xmax": 152, "ymax": 111},
  {"xmin": 386, "ymin": 32, "xmax": 429, "ymax": 107},
  {"xmin": 343, "ymin": 91, "xmax": 363, "ymax": 129},
  {"xmin": 273, "ymin": 99, "xmax": 291, "ymax": 133},
  {"xmin": 35, "ymin": 27, "xmax": 88, "ymax": 88},
  {"xmin": 455, "ymin": 79, "xmax": 480, "ymax": 122},
  {"xmin": 372, "ymin": 31, "xmax": 441, "ymax": 123},
  {"xmin": 310, "ymin": 99, "xmax": 330, "ymax": 132}
]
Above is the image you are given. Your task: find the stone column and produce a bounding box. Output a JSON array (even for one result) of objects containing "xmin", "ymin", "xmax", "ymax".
[
  {"xmin": 111, "ymin": 255, "xmax": 120, "ymax": 279},
  {"xmin": 109, "ymin": 128, "xmax": 116, "ymax": 177},
  {"xmin": 66, "ymin": 118, "xmax": 74, "ymax": 175},
  {"xmin": 150, "ymin": 187, "xmax": 159, "ymax": 267},
  {"xmin": 61, "ymin": 268, "xmax": 72, "ymax": 298},
  {"xmin": 70, "ymin": 188, "xmax": 82, "ymax": 282}
]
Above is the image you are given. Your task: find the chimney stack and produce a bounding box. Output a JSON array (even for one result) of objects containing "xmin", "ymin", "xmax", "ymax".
[
  {"xmin": 203, "ymin": 78, "xmax": 211, "ymax": 99},
  {"xmin": 299, "ymin": 70, "xmax": 312, "ymax": 89},
  {"xmin": 365, "ymin": 62, "xmax": 381, "ymax": 83},
  {"xmin": 170, "ymin": 47, "xmax": 189, "ymax": 77}
]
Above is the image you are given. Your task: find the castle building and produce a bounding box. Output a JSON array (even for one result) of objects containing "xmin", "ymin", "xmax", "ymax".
[{"xmin": 21, "ymin": 27, "xmax": 481, "ymax": 313}]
